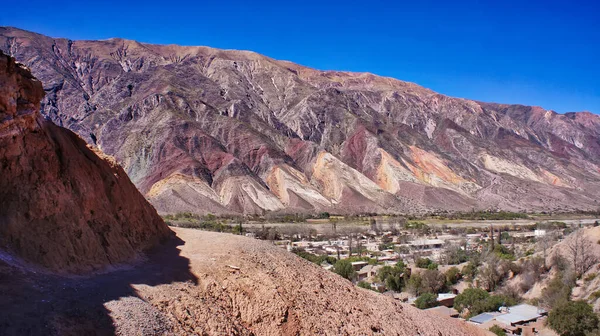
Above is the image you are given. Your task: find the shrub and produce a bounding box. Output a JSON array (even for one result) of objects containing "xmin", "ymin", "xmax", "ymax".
[
  {"xmin": 416, "ymin": 258, "xmax": 437, "ymax": 269},
  {"xmin": 525, "ymin": 249, "xmax": 535, "ymax": 257},
  {"xmin": 445, "ymin": 266, "xmax": 461, "ymax": 285},
  {"xmin": 489, "ymin": 325, "xmax": 506, "ymax": 336},
  {"xmin": 293, "ymin": 251, "xmax": 337, "ymax": 265},
  {"xmin": 585, "ymin": 273, "xmax": 597, "ymax": 282},
  {"xmin": 462, "ymin": 262, "xmax": 478, "ymax": 281},
  {"xmin": 357, "ymin": 281, "xmax": 374, "ymax": 290},
  {"xmin": 540, "ymin": 272, "xmax": 575, "ymax": 309},
  {"xmin": 548, "ymin": 301, "xmax": 599, "ymax": 336},
  {"xmin": 333, "ymin": 259, "xmax": 356, "ymax": 281},
  {"xmin": 493, "ymin": 244, "xmax": 515, "ymax": 260},
  {"xmin": 414, "ymin": 292, "xmax": 438, "ymax": 309},
  {"xmin": 589, "ymin": 290, "xmax": 600, "ymax": 301}
]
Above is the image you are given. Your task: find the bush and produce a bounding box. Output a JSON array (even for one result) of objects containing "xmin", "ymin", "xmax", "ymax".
[
  {"xmin": 540, "ymin": 272, "xmax": 575, "ymax": 309},
  {"xmin": 462, "ymin": 262, "xmax": 478, "ymax": 281},
  {"xmin": 493, "ymin": 244, "xmax": 515, "ymax": 260},
  {"xmin": 416, "ymin": 258, "xmax": 437, "ymax": 269},
  {"xmin": 589, "ymin": 290, "xmax": 600, "ymax": 301},
  {"xmin": 445, "ymin": 267, "xmax": 461, "ymax": 285},
  {"xmin": 333, "ymin": 259, "xmax": 356, "ymax": 281},
  {"xmin": 548, "ymin": 301, "xmax": 599, "ymax": 336},
  {"xmin": 584, "ymin": 273, "xmax": 597, "ymax": 282},
  {"xmin": 489, "ymin": 325, "xmax": 506, "ymax": 336},
  {"xmin": 414, "ymin": 292, "xmax": 438, "ymax": 309},
  {"xmin": 357, "ymin": 281, "xmax": 374, "ymax": 290}
]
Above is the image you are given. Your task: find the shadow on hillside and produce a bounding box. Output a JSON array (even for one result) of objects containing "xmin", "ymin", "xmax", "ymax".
[{"xmin": 0, "ymin": 234, "xmax": 198, "ymax": 335}]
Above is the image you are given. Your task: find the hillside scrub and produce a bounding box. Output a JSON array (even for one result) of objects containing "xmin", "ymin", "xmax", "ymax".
[{"xmin": 548, "ymin": 300, "xmax": 598, "ymax": 336}]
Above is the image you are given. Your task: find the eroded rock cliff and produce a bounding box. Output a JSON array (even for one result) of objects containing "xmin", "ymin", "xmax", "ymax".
[{"xmin": 0, "ymin": 51, "xmax": 171, "ymax": 273}]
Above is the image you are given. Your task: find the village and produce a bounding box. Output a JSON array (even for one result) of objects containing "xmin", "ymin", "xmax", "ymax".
[{"xmin": 238, "ymin": 215, "xmax": 600, "ymax": 336}]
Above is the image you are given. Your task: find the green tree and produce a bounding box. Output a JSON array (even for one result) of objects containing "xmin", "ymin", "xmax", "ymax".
[
  {"xmin": 548, "ymin": 301, "xmax": 599, "ymax": 336},
  {"xmin": 462, "ymin": 262, "xmax": 478, "ymax": 281},
  {"xmin": 333, "ymin": 259, "xmax": 356, "ymax": 281},
  {"xmin": 414, "ymin": 292, "xmax": 438, "ymax": 309},
  {"xmin": 454, "ymin": 288, "xmax": 490, "ymax": 314},
  {"xmin": 406, "ymin": 273, "xmax": 425, "ymax": 296},
  {"xmin": 445, "ymin": 266, "xmax": 461, "ymax": 286},
  {"xmin": 377, "ymin": 262, "xmax": 406, "ymax": 292}
]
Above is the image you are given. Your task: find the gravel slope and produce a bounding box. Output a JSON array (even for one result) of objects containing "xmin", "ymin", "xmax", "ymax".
[{"xmin": 0, "ymin": 228, "xmax": 489, "ymax": 335}]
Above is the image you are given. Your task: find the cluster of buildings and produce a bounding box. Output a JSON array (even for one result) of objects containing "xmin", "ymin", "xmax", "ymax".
[
  {"xmin": 422, "ymin": 303, "xmax": 548, "ymax": 335},
  {"xmin": 468, "ymin": 304, "xmax": 548, "ymax": 335}
]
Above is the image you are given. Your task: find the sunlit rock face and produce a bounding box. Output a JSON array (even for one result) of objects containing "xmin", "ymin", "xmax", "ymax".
[
  {"xmin": 0, "ymin": 50, "xmax": 170, "ymax": 273},
  {"xmin": 2, "ymin": 27, "xmax": 600, "ymax": 215}
]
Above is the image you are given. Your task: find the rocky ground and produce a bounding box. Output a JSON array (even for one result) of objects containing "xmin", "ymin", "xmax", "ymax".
[
  {"xmin": 0, "ymin": 51, "xmax": 170, "ymax": 273},
  {"xmin": 0, "ymin": 228, "xmax": 488, "ymax": 335}
]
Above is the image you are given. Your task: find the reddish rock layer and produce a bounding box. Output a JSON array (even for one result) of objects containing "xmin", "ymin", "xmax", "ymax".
[
  {"xmin": 2, "ymin": 27, "xmax": 599, "ymax": 215},
  {"xmin": 0, "ymin": 51, "xmax": 171, "ymax": 273}
]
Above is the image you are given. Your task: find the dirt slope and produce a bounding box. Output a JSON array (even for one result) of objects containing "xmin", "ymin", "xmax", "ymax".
[
  {"xmin": 0, "ymin": 50, "xmax": 171, "ymax": 273},
  {"xmin": 0, "ymin": 228, "xmax": 488, "ymax": 335}
]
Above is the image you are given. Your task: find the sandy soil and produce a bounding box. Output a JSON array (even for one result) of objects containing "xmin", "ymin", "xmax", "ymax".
[{"xmin": 0, "ymin": 228, "xmax": 488, "ymax": 335}]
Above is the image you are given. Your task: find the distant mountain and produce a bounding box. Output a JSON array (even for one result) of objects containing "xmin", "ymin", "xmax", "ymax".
[{"xmin": 2, "ymin": 26, "xmax": 599, "ymax": 215}]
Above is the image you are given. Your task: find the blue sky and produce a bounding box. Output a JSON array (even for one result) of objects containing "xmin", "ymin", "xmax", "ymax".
[{"xmin": 1, "ymin": 0, "xmax": 598, "ymax": 113}]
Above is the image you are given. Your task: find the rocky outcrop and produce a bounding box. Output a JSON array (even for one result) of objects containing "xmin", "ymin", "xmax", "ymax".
[
  {"xmin": 2, "ymin": 27, "xmax": 599, "ymax": 215},
  {"xmin": 0, "ymin": 51, "xmax": 171, "ymax": 273}
]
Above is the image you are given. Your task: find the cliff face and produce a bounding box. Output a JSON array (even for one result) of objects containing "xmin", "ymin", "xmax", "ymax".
[
  {"xmin": 0, "ymin": 51, "xmax": 170, "ymax": 273},
  {"xmin": 2, "ymin": 27, "xmax": 599, "ymax": 215}
]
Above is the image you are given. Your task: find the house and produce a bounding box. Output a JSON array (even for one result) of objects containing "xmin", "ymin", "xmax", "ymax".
[
  {"xmin": 409, "ymin": 239, "xmax": 444, "ymax": 250},
  {"xmin": 469, "ymin": 312, "xmax": 504, "ymax": 325},
  {"xmin": 351, "ymin": 261, "xmax": 369, "ymax": 271},
  {"xmin": 356, "ymin": 264, "xmax": 384, "ymax": 282},
  {"xmin": 436, "ymin": 293, "xmax": 457, "ymax": 307},
  {"xmin": 494, "ymin": 304, "xmax": 547, "ymax": 326},
  {"xmin": 469, "ymin": 304, "xmax": 547, "ymax": 334}
]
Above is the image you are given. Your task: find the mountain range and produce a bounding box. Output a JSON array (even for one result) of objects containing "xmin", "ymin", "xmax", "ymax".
[{"xmin": 2, "ymin": 26, "xmax": 599, "ymax": 215}]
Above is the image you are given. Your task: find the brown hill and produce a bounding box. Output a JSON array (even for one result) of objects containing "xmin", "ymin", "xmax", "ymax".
[
  {"xmin": 1, "ymin": 228, "xmax": 488, "ymax": 335},
  {"xmin": 0, "ymin": 50, "xmax": 171, "ymax": 273},
  {"xmin": 2, "ymin": 27, "xmax": 599, "ymax": 215}
]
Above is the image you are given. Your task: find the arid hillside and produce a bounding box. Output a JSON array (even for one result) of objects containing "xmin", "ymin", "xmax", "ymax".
[
  {"xmin": 1, "ymin": 228, "xmax": 489, "ymax": 335},
  {"xmin": 2, "ymin": 27, "xmax": 599, "ymax": 215},
  {"xmin": 0, "ymin": 50, "xmax": 170, "ymax": 273}
]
